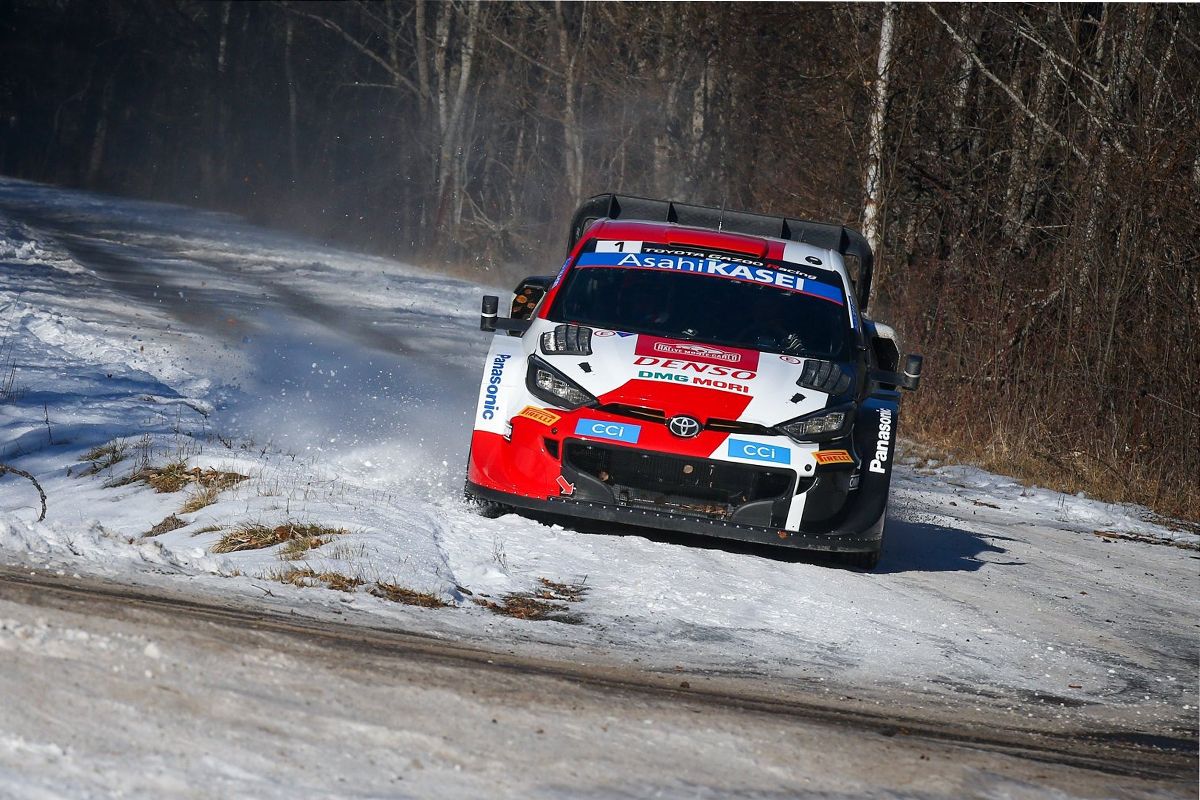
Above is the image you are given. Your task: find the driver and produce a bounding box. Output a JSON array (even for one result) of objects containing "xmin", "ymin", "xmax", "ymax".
[
  {"xmin": 737, "ymin": 289, "xmax": 801, "ymax": 351},
  {"xmin": 618, "ymin": 271, "xmax": 673, "ymax": 327}
]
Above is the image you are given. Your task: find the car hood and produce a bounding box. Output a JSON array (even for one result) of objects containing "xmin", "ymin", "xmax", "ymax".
[{"xmin": 527, "ymin": 320, "xmax": 838, "ymax": 425}]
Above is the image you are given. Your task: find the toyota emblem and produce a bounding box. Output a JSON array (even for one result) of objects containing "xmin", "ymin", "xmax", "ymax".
[{"xmin": 667, "ymin": 415, "xmax": 702, "ymax": 439}]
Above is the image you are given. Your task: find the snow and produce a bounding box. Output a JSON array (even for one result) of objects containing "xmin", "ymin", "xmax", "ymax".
[{"xmin": 0, "ymin": 177, "xmax": 1196, "ymax": 794}]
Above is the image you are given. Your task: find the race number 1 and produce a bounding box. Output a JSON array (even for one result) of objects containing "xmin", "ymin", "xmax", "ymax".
[{"xmin": 595, "ymin": 240, "xmax": 642, "ymax": 253}]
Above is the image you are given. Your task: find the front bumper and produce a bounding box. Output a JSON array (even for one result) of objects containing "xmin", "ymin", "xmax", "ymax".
[
  {"xmin": 467, "ymin": 399, "xmax": 894, "ymax": 552},
  {"xmin": 465, "ymin": 479, "xmax": 884, "ymax": 553}
]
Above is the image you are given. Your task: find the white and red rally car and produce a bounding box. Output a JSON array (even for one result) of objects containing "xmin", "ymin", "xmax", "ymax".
[{"xmin": 465, "ymin": 195, "xmax": 921, "ymax": 569}]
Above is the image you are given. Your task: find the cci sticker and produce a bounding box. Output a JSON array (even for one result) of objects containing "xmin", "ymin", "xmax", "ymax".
[
  {"xmin": 728, "ymin": 438, "xmax": 791, "ymax": 465},
  {"xmin": 574, "ymin": 418, "xmax": 641, "ymax": 444},
  {"xmin": 813, "ymin": 449, "xmax": 853, "ymax": 465},
  {"xmin": 576, "ymin": 419, "xmax": 643, "ymax": 443},
  {"xmin": 517, "ymin": 406, "xmax": 561, "ymax": 426}
]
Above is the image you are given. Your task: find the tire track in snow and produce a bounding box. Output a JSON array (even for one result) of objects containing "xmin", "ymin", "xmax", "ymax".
[{"xmin": 0, "ymin": 566, "xmax": 1193, "ymax": 788}]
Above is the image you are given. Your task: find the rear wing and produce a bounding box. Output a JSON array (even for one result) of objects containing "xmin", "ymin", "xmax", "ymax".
[{"xmin": 567, "ymin": 193, "xmax": 875, "ymax": 311}]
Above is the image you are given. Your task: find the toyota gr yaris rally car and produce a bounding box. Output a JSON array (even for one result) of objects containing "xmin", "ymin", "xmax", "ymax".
[{"xmin": 465, "ymin": 194, "xmax": 921, "ymax": 569}]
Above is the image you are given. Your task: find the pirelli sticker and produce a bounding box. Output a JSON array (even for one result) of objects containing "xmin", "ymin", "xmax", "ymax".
[
  {"xmin": 517, "ymin": 406, "xmax": 561, "ymax": 426},
  {"xmin": 813, "ymin": 449, "xmax": 853, "ymax": 465}
]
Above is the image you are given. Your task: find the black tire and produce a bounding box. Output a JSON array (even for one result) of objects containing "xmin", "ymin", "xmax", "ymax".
[
  {"xmin": 840, "ymin": 547, "xmax": 881, "ymax": 571},
  {"xmin": 472, "ymin": 496, "xmax": 511, "ymax": 518},
  {"xmin": 462, "ymin": 470, "xmax": 512, "ymax": 518},
  {"xmin": 840, "ymin": 509, "xmax": 886, "ymax": 570}
]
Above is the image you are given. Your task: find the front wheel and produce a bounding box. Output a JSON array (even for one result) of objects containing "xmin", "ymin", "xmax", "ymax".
[
  {"xmin": 840, "ymin": 547, "xmax": 881, "ymax": 571},
  {"xmin": 463, "ymin": 482, "xmax": 512, "ymax": 518},
  {"xmin": 839, "ymin": 508, "xmax": 886, "ymax": 571}
]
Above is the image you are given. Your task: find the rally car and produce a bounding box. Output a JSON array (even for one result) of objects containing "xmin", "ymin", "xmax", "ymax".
[{"xmin": 465, "ymin": 194, "xmax": 921, "ymax": 569}]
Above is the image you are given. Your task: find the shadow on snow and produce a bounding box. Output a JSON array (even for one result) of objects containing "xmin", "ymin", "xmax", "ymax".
[{"xmin": 508, "ymin": 508, "xmax": 1022, "ymax": 575}]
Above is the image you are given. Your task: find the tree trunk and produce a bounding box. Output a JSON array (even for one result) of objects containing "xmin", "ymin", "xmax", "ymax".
[
  {"xmin": 556, "ymin": 1, "xmax": 585, "ymax": 206},
  {"xmin": 1002, "ymin": 53, "xmax": 1053, "ymax": 253},
  {"xmin": 861, "ymin": 2, "xmax": 895, "ymax": 297},
  {"xmin": 284, "ymin": 11, "xmax": 299, "ymax": 182},
  {"xmin": 432, "ymin": 2, "xmax": 481, "ymax": 241},
  {"xmin": 86, "ymin": 74, "xmax": 115, "ymax": 184}
]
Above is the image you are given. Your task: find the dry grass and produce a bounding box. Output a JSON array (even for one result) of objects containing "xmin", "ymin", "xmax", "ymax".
[
  {"xmin": 473, "ymin": 577, "xmax": 588, "ymax": 623},
  {"xmin": 370, "ymin": 581, "xmax": 447, "ymax": 608},
  {"xmin": 904, "ymin": 393, "xmax": 1200, "ymax": 523},
  {"xmin": 278, "ymin": 534, "xmax": 335, "ymax": 560},
  {"xmin": 146, "ymin": 514, "xmax": 187, "ymax": 536},
  {"xmin": 180, "ymin": 484, "xmax": 220, "ymax": 513},
  {"xmin": 325, "ymin": 541, "xmax": 368, "ymax": 561},
  {"xmin": 0, "ymin": 355, "xmax": 25, "ymax": 405},
  {"xmin": 82, "ymin": 442, "xmax": 127, "ymax": 473},
  {"xmin": 1092, "ymin": 529, "xmax": 1200, "ymax": 551},
  {"xmin": 272, "ymin": 567, "xmax": 365, "ymax": 593},
  {"xmin": 211, "ymin": 521, "xmax": 347, "ymax": 554},
  {"xmin": 534, "ymin": 578, "xmax": 588, "ymax": 602},
  {"xmin": 192, "ymin": 524, "xmax": 222, "ymax": 535},
  {"xmin": 112, "ymin": 461, "xmax": 247, "ymax": 494}
]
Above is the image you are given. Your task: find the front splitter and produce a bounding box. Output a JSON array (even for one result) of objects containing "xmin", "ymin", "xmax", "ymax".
[{"xmin": 465, "ymin": 481, "xmax": 882, "ymax": 553}]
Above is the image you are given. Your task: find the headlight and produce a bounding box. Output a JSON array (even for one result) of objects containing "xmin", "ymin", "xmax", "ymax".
[
  {"xmin": 776, "ymin": 404, "xmax": 854, "ymax": 442},
  {"xmin": 526, "ymin": 356, "xmax": 596, "ymax": 410}
]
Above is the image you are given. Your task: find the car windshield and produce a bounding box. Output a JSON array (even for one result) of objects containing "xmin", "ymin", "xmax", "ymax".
[{"xmin": 547, "ymin": 245, "xmax": 854, "ymax": 360}]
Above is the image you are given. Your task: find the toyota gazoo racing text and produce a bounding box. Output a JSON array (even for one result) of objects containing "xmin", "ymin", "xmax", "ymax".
[{"xmin": 465, "ymin": 195, "xmax": 922, "ymax": 569}]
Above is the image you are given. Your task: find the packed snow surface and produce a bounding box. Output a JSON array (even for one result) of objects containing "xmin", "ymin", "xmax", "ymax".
[{"xmin": 0, "ymin": 177, "xmax": 1196, "ymax": 795}]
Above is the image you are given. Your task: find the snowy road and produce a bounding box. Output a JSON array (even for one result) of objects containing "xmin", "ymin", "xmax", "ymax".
[
  {"xmin": 0, "ymin": 177, "xmax": 1197, "ymax": 797},
  {"xmin": 0, "ymin": 567, "xmax": 1192, "ymax": 798}
]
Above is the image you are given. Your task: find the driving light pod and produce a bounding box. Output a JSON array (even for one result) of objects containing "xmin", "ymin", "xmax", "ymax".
[
  {"xmin": 526, "ymin": 356, "xmax": 597, "ymax": 410},
  {"xmin": 776, "ymin": 404, "xmax": 854, "ymax": 443}
]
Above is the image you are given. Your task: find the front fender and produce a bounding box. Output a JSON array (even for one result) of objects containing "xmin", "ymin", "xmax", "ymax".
[{"xmin": 472, "ymin": 334, "xmax": 526, "ymax": 436}]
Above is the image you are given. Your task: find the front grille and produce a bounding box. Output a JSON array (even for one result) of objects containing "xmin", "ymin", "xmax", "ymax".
[
  {"xmin": 597, "ymin": 403, "xmax": 667, "ymax": 424},
  {"xmin": 704, "ymin": 417, "xmax": 776, "ymax": 436},
  {"xmin": 599, "ymin": 404, "xmax": 778, "ymax": 437},
  {"xmin": 565, "ymin": 441, "xmax": 794, "ymax": 520}
]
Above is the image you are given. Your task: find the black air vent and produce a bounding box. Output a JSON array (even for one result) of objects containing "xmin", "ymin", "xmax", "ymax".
[
  {"xmin": 798, "ymin": 360, "xmax": 851, "ymax": 395},
  {"xmin": 541, "ymin": 324, "xmax": 593, "ymax": 355}
]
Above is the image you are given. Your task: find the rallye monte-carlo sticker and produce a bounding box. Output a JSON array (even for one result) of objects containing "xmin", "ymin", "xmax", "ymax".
[
  {"xmin": 574, "ymin": 240, "xmax": 845, "ymax": 305},
  {"xmin": 632, "ymin": 335, "xmax": 760, "ymax": 395}
]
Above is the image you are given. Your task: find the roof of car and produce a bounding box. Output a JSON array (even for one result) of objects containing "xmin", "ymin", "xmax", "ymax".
[
  {"xmin": 579, "ymin": 219, "xmax": 850, "ymax": 286},
  {"xmin": 566, "ymin": 193, "xmax": 874, "ymax": 311}
]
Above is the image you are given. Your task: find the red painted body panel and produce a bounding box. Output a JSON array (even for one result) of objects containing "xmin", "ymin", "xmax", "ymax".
[
  {"xmin": 467, "ymin": 418, "xmax": 563, "ymax": 499},
  {"xmin": 597, "ymin": 379, "xmax": 752, "ymax": 427},
  {"xmin": 468, "ymin": 390, "xmax": 755, "ymax": 501}
]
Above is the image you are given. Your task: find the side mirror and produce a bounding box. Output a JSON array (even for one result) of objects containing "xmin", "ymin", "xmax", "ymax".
[
  {"xmin": 480, "ymin": 295, "xmax": 531, "ymax": 334},
  {"xmin": 870, "ymin": 353, "xmax": 922, "ymax": 391},
  {"xmin": 901, "ymin": 354, "xmax": 922, "ymax": 391}
]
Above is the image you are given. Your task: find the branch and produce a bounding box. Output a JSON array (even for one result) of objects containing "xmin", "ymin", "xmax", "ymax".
[
  {"xmin": 0, "ymin": 464, "xmax": 47, "ymax": 522},
  {"xmin": 480, "ymin": 22, "xmax": 564, "ymax": 80},
  {"xmin": 1007, "ymin": 19, "xmax": 1107, "ymax": 92},
  {"xmin": 926, "ymin": 4, "xmax": 1089, "ymax": 164},
  {"xmin": 284, "ymin": 5, "xmax": 421, "ymax": 96}
]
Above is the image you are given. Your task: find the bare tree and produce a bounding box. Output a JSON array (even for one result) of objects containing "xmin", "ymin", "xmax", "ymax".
[{"xmin": 861, "ymin": 2, "xmax": 895, "ymax": 297}]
